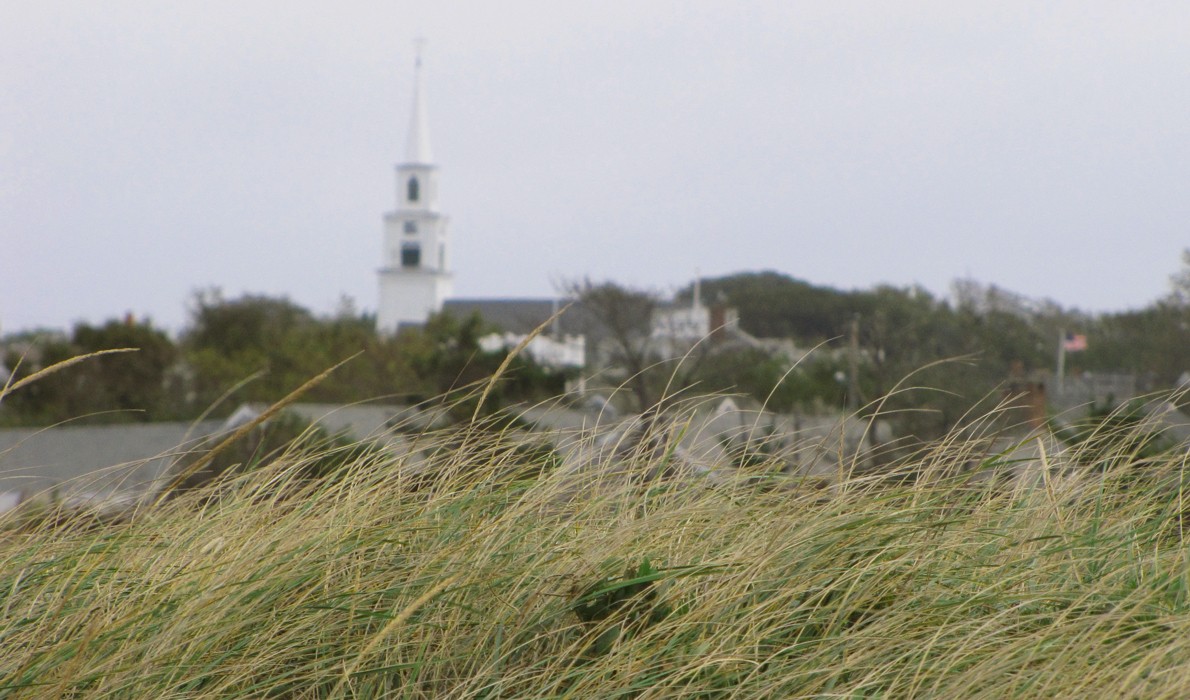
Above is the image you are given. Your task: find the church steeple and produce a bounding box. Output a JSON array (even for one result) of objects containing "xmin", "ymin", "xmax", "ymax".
[
  {"xmin": 376, "ymin": 43, "xmax": 453, "ymax": 334},
  {"xmin": 403, "ymin": 42, "xmax": 433, "ymax": 164}
]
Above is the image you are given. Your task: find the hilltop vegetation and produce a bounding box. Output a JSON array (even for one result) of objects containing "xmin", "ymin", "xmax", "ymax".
[{"xmin": 679, "ymin": 268, "xmax": 1189, "ymax": 435}]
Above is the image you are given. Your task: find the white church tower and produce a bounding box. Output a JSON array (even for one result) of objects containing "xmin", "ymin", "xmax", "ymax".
[{"xmin": 377, "ymin": 47, "xmax": 452, "ymax": 334}]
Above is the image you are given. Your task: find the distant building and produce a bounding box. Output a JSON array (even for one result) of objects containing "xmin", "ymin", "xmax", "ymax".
[
  {"xmin": 371, "ymin": 51, "xmax": 740, "ymax": 373},
  {"xmin": 376, "ymin": 49, "xmax": 452, "ymax": 334},
  {"xmin": 478, "ymin": 331, "xmax": 587, "ymax": 369},
  {"xmin": 439, "ymin": 290, "xmax": 748, "ymax": 372},
  {"xmin": 444, "ymin": 298, "xmax": 588, "ymax": 369},
  {"xmin": 650, "ymin": 280, "xmax": 741, "ymax": 358}
]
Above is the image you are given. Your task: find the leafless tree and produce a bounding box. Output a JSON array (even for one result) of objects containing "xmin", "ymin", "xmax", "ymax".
[{"xmin": 564, "ymin": 277, "xmax": 659, "ymax": 412}]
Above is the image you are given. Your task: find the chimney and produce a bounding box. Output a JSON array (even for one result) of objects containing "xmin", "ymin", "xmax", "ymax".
[{"xmin": 1004, "ymin": 362, "xmax": 1048, "ymax": 432}]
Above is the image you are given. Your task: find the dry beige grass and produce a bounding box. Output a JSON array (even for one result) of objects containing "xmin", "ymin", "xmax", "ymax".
[{"xmin": 1, "ymin": 393, "xmax": 1189, "ymax": 698}]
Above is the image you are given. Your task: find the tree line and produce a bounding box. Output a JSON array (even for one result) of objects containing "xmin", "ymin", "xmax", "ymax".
[
  {"xmin": 3, "ymin": 251, "xmax": 1187, "ymax": 440},
  {"xmin": 675, "ymin": 259, "xmax": 1189, "ymax": 438},
  {"xmin": 0, "ymin": 290, "xmax": 565, "ymax": 427}
]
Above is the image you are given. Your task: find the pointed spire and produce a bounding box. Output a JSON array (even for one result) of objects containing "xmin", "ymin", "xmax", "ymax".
[{"xmin": 403, "ymin": 39, "xmax": 433, "ymax": 164}]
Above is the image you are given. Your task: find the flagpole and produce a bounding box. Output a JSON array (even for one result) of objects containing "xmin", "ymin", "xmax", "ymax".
[{"xmin": 1055, "ymin": 329, "xmax": 1066, "ymax": 394}]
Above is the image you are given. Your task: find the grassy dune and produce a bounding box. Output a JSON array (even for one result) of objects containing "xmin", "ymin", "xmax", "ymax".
[{"xmin": 2, "ymin": 400, "xmax": 1190, "ymax": 698}]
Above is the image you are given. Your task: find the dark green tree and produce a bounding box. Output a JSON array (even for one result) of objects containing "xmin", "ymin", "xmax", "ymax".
[
  {"xmin": 685, "ymin": 346, "xmax": 848, "ymax": 413},
  {"xmin": 397, "ymin": 311, "xmax": 564, "ymax": 417},
  {"xmin": 182, "ymin": 290, "xmax": 395, "ymax": 408},
  {"xmin": 1, "ymin": 318, "xmax": 179, "ymax": 425}
]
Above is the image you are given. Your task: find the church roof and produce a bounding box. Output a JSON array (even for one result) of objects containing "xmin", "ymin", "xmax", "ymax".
[
  {"xmin": 443, "ymin": 298, "xmax": 593, "ymax": 337},
  {"xmin": 403, "ymin": 52, "xmax": 433, "ymax": 165}
]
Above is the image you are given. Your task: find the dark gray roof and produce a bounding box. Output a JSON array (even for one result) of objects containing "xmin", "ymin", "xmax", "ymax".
[
  {"xmin": 0, "ymin": 401, "xmax": 453, "ymax": 510},
  {"xmin": 285, "ymin": 402, "xmax": 450, "ymax": 438},
  {"xmin": 443, "ymin": 298, "xmax": 595, "ymax": 337},
  {"xmin": 0, "ymin": 420, "xmax": 224, "ymax": 500}
]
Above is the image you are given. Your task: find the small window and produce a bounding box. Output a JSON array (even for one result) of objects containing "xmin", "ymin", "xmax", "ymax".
[
  {"xmin": 438, "ymin": 245, "xmax": 445, "ymax": 269},
  {"xmin": 401, "ymin": 244, "xmax": 421, "ymax": 268},
  {"xmin": 407, "ymin": 176, "xmax": 420, "ymax": 202},
  {"xmin": 403, "ymin": 220, "xmax": 417, "ymax": 234}
]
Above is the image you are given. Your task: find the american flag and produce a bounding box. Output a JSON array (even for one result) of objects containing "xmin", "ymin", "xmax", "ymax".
[{"xmin": 1063, "ymin": 333, "xmax": 1087, "ymax": 352}]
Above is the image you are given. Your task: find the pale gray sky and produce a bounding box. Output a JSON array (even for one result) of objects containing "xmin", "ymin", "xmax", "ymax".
[{"xmin": 3, "ymin": 1, "xmax": 1188, "ymax": 334}]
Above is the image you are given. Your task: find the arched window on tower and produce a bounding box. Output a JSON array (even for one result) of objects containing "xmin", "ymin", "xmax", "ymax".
[
  {"xmin": 401, "ymin": 243, "xmax": 421, "ymax": 268},
  {"xmin": 407, "ymin": 176, "xmax": 420, "ymax": 202}
]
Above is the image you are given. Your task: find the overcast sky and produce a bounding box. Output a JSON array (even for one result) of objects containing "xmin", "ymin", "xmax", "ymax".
[{"xmin": 3, "ymin": 1, "xmax": 1188, "ymax": 334}]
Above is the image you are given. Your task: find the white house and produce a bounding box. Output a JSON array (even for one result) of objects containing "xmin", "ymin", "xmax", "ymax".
[
  {"xmin": 478, "ymin": 331, "xmax": 587, "ymax": 369},
  {"xmin": 650, "ymin": 280, "xmax": 741, "ymax": 359}
]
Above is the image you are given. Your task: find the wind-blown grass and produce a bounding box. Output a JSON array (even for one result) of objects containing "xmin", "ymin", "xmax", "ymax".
[{"xmin": 2, "ymin": 398, "xmax": 1190, "ymax": 698}]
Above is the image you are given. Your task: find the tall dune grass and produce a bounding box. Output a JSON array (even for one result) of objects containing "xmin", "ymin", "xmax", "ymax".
[{"xmin": 2, "ymin": 395, "xmax": 1190, "ymax": 698}]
